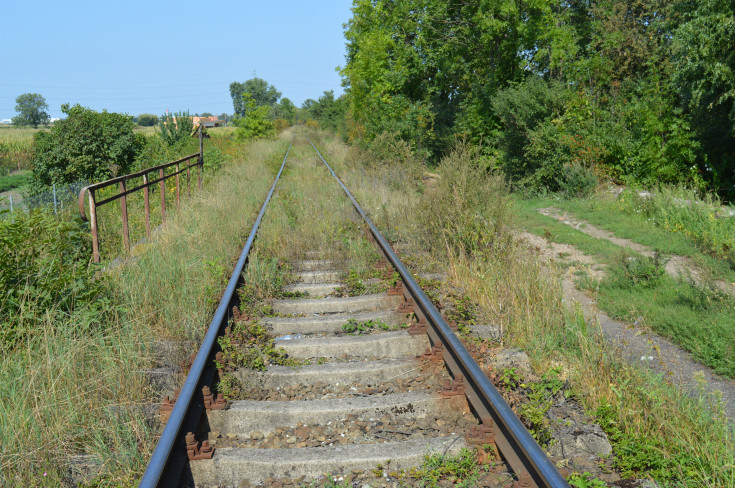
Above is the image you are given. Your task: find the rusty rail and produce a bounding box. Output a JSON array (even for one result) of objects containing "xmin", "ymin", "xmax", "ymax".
[
  {"xmin": 78, "ymin": 125, "xmax": 205, "ymax": 262},
  {"xmin": 308, "ymin": 138, "xmax": 569, "ymax": 488}
]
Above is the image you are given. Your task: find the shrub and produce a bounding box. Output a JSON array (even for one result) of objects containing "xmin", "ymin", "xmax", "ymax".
[
  {"xmin": 137, "ymin": 113, "xmax": 158, "ymax": 127},
  {"xmin": 419, "ymin": 141, "xmax": 513, "ymax": 259},
  {"xmin": 556, "ymin": 163, "xmax": 598, "ymax": 198},
  {"xmin": 157, "ymin": 111, "xmax": 194, "ymax": 146},
  {"xmin": 234, "ymin": 94, "xmax": 274, "ymax": 140},
  {"xmin": 0, "ymin": 209, "xmax": 105, "ymax": 346},
  {"xmin": 274, "ymin": 118, "xmax": 289, "ymax": 132},
  {"xmin": 33, "ymin": 104, "xmax": 144, "ymax": 185}
]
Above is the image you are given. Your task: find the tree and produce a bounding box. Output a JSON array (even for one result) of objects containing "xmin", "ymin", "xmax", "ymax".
[
  {"xmin": 229, "ymin": 78, "xmax": 281, "ymax": 116},
  {"xmin": 301, "ymin": 91, "xmax": 348, "ymax": 132},
  {"xmin": 272, "ymin": 97, "xmax": 298, "ymax": 124},
  {"xmin": 672, "ymin": 0, "xmax": 735, "ymax": 195},
  {"xmin": 137, "ymin": 113, "xmax": 158, "ymax": 126},
  {"xmin": 12, "ymin": 93, "xmax": 50, "ymax": 128},
  {"xmin": 33, "ymin": 104, "xmax": 144, "ymax": 185},
  {"xmin": 234, "ymin": 93, "xmax": 274, "ymax": 140}
]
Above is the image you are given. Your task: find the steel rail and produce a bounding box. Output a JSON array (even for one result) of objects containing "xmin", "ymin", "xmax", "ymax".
[
  {"xmin": 308, "ymin": 138, "xmax": 569, "ymax": 488},
  {"xmin": 139, "ymin": 137, "xmax": 294, "ymax": 487}
]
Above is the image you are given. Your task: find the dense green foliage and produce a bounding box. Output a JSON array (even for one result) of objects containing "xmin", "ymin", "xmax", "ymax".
[
  {"xmin": 33, "ymin": 104, "xmax": 144, "ymax": 185},
  {"xmin": 137, "ymin": 113, "xmax": 158, "ymax": 126},
  {"xmin": 301, "ymin": 91, "xmax": 348, "ymax": 133},
  {"xmin": 0, "ymin": 208, "xmax": 104, "ymax": 346},
  {"xmin": 157, "ymin": 111, "xmax": 194, "ymax": 146},
  {"xmin": 12, "ymin": 93, "xmax": 50, "ymax": 128},
  {"xmin": 234, "ymin": 94, "xmax": 275, "ymax": 140},
  {"xmin": 229, "ymin": 78, "xmax": 281, "ymax": 116},
  {"xmin": 342, "ymin": 0, "xmax": 735, "ymax": 197},
  {"xmin": 0, "ymin": 171, "xmax": 32, "ymax": 193}
]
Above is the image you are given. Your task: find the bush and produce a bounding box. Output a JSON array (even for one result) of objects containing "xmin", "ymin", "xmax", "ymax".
[
  {"xmin": 419, "ymin": 141, "xmax": 513, "ymax": 259},
  {"xmin": 556, "ymin": 163, "xmax": 598, "ymax": 198},
  {"xmin": 0, "ymin": 209, "xmax": 104, "ymax": 345},
  {"xmin": 33, "ymin": 104, "xmax": 144, "ymax": 185},
  {"xmin": 234, "ymin": 94, "xmax": 274, "ymax": 140},
  {"xmin": 137, "ymin": 113, "xmax": 158, "ymax": 127},
  {"xmin": 158, "ymin": 111, "xmax": 194, "ymax": 146}
]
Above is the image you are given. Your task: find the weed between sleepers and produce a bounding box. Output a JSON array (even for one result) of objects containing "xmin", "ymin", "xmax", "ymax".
[{"xmin": 341, "ymin": 318, "xmax": 407, "ymax": 335}]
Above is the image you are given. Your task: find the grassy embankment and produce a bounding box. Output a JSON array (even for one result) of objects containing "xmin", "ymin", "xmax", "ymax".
[
  {"xmin": 514, "ymin": 191, "xmax": 735, "ymax": 378},
  {"xmin": 0, "ymin": 129, "xmax": 290, "ymax": 485},
  {"xmin": 314, "ymin": 133, "xmax": 733, "ymax": 487}
]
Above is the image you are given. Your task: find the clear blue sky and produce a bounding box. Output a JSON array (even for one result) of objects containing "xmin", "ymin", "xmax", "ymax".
[{"xmin": 0, "ymin": 1, "xmax": 353, "ymax": 120}]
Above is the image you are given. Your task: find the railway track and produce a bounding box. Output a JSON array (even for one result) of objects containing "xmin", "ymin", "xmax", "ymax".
[{"xmin": 139, "ymin": 136, "xmax": 569, "ymax": 488}]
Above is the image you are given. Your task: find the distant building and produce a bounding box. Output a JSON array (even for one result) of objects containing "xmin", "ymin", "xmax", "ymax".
[
  {"xmin": 191, "ymin": 116, "xmax": 225, "ymax": 128},
  {"xmin": 0, "ymin": 119, "xmax": 11, "ymax": 124}
]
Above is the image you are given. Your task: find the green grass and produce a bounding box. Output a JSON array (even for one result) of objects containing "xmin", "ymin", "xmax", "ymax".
[
  {"xmin": 0, "ymin": 170, "xmax": 32, "ymax": 192},
  {"xmin": 515, "ymin": 194, "xmax": 735, "ymax": 377},
  {"xmin": 514, "ymin": 197, "xmax": 628, "ymax": 262},
  {"xmin": 582, "ymin": 253, "xmax": 735, "ymax": 376},
  {"xmin": 525, "ymin": 193, "xmax": 735, "ymax": 282}
]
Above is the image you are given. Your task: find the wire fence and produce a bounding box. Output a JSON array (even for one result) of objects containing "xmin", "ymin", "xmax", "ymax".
[{"xmin": 0, "ymin": 180, "xmax": 87, "ymax": 217}]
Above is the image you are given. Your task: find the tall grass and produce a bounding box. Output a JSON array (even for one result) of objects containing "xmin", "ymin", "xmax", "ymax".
[
  {"xmin": 0, "ymin": 127, "xmax": 35, "ymax": 172},
  {"xmin": 617, "ymin": 186, "xmax": 735, "ymax": 268}
]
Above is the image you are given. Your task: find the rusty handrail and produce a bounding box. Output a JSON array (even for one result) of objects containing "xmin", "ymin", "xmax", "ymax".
[{"xmin": 78, "ymin": 126, "xmax": 205, "ymax": 262}]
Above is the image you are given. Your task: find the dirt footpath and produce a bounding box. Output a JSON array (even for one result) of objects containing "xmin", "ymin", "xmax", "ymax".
[
  {"xmin": 538, "ymin": 207, "xmax": 735, "ymax": 297},
  {"xmin": 519, "ymin": 230, "xmax": 735, "ymax": 423}
]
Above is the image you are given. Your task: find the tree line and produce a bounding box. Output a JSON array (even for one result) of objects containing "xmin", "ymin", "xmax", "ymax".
[
  {"xmin": 228, "ymin": 77, "xmax": 348, "ymax": 139},
  {"xmin": 340, "ymin": 0, "xmax": 735, "ymax": 198}
]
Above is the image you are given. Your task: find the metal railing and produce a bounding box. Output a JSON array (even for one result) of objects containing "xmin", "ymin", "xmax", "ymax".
[
  {"xmin": 78, "ymin": 125, "xmax": 205, "ymax": 263},
  {"xmin": 309, "ymin": 138, "xmax": 569, "ymax": 488}
]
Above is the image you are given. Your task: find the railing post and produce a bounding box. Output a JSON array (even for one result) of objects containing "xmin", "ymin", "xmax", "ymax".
[
  {"xmin": 143, "ymin": 173, "xmax": 151, "ymax": 239},
  {"xmin": 175, "ymin": 162, "xmax": 180, "ymax": 211},
  {"xmin": 160, "ymin": 168, "xmax": 166, "ymax": 223},
  {"xmin": 88, "ymin": 189, "xmax": 100, "ymax": 263},
  {"xmin": 198, "ymin": 124, "xmax": 203, "ymax": 190},
  {"xmin": 119, "ymin": 180, "xmax": 130, "ymax": 253}
]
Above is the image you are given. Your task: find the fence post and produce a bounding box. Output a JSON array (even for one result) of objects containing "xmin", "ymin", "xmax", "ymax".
[
  {"xmin": 53, "ymin": 183, "xmax": 58, "ymax": 214},
  {"xmin": 198, "ymin": 124, "xmax": 203, "ymax": 190},
  {"xmin": 9, "ymin": 195, "xmax": 13, "ymax": 213},
  {"xmin": 160, "ymin": 168, "xmax": 166, "ymax": 223},
  {"xmin": 175, "ymin": 162, "xmax": 180, "ymax": 211},
  {"xmin": 88, "ymin": 189, "xmax": 100, "ymax": 263},
  {"xmin": 119, "ymin": 180, "xmax": 130, "ymax": 253},
  {"xmin": 143, "ymin": 172, "xmax": 151, "ymax": 239}
]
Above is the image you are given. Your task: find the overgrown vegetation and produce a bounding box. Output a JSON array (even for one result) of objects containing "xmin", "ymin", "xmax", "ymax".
[
  {"xmin": 0, "ymin": 131, "xmax": 287, "ymax": 484},
  {"xmin": 157, "ymin": 110, "xmax": 194, "ymax": 146},
  {"xmin": 341, "ymin": 0, "xmax": 735, "ymax": 198},
  {"xmin": 616, "ymin": 188, "xmax": 735, "ymax": 267},
  {"xmin": 318, "ymin": 130, "xmax": 735, "ymax": 487},
  {"xmin": 33, "ymin": 104, "xmax": 145, "ymax": 185}
]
